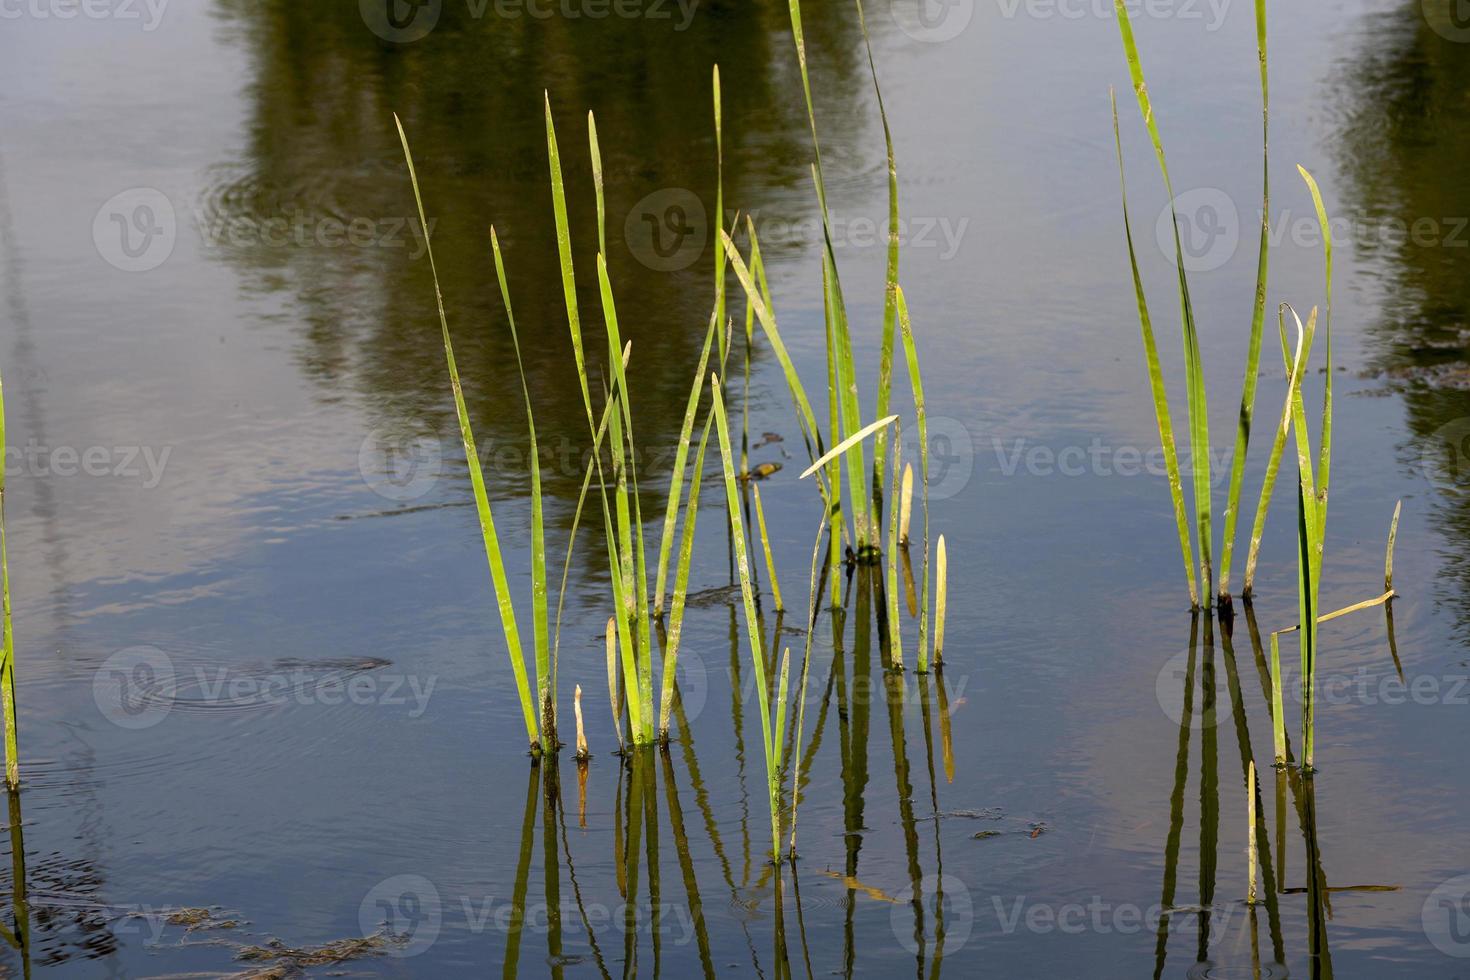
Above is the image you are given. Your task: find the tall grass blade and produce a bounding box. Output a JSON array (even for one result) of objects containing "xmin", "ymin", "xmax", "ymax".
[
  {"xmin": 491, "ymin": 228, "xmax": 554, "ymax": 749},
  {"xmin": 1386, "ymin": 500, "xmax": 1401, "ymax": 593},
  {"xmin": 854, "ymin": 0, "xmax": 900, "ymax": 529},
  {"xmin": 1110, "ymin": 92, "xmax": 1197, "ymax": 607},
  {"xmin": 653, "ymin": 314, "xmax": 718, "ymax": 614},
  {"xmin": 545, "ymin": 96, "xmax": 594, "ymax": 431},
  {"xmin": 1298, "ymin": 166, "xmax": 1333, "ymax": 530},
  {"xmin": 896, "ymin": 288, "xmax": 932, "ymax": 669},
  {"xmin": 885, "ymin": 428, "xmax": 904, "ymax": 670},
  {"xmin": 394, "ymin": 115, "xmax": 538, "ymax": 750},
  {"xmin": 899, "ymin": 464, "xmax": 913, "ymax": 547},
  {"xmin": 752, "ymin": 485, "xmax": 784, "ymax": 613},
  {"xmin": 607, "ymin": 616, "xmax": 624, "ymax": 753},
  {"xmin": 788, "ymin": 0, "xmax": 871, "ymax": 549},
  {"xmin": 1247, "ymin": 760, "xmax": 1258, "ymax": 903},
  {"xmin": 0, "ymin": 369, "xmax": 15, "ymax": 788},
  {"xmin": 713, "ymin": 65, "xmax": 727, "ymax": 367},
  {"xmin": 1113, "ymin": 3, "xmax": 1213, "ymax": 599},
  {"xmin": 1219, "ymin": 0, "xmax": 1270, "ymax": 602},
  {"xmin": 659, "ymin": 407, "xmax": 714, "ymax": 737}
]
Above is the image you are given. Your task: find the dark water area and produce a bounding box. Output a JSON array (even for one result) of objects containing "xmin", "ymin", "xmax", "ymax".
[{"xmin": 1, "ymin": 0, "xmax": 1470, "ymax": 976}]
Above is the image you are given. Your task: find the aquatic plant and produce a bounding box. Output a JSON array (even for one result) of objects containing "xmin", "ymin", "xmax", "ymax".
[
  {"xmin": 544, "ymin": 90, "xmax": 723, "ymax": 748},
  {"xmin": 395, "ymin": 117, "xmax": 549, "ymax": 757},
  {"xmin": 1111, "ymin": 0, "xmax": 1271, "ymax": 609}
]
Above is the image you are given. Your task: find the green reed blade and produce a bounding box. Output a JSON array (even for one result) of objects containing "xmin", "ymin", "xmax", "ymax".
[
  {"xmin": 660, "ymin": 405, "xmax": 715, "ymax": 738},
  {"xmin": 545, "ymin": 96, "xmax": 594, "ymax": 433},
  {"xmin": 1219, "ymin": 0, "xmax": 1270, "ymax": 601},
  {"xmin": 720, "ymin": 229, "xmax": 827, "ymax": 474},
  {"xmin": 0, "ymin": 369, "xmax": 15, "ymax": 788},
  {"xmin": 1110, "ymin": 92, "xmax": 1198, "ymax": 608},
  {"xmin": 394, "ymin": 115, "xmax": 538, "ymax": 748},
  {"xmin": 854, "ymin": 0, "xmax": 900, "ymax": 528},
  {"xmin": 788, "ymin": 0, "xmax": 870, "ymax": 548},
  {"xmin": 787, "ymin": 513, "xmax": 827, "ymax": 859},
  {"xmin": 589, "ymin": 112, "xmax": 605, "ymax": 260},
  {"xmin": 1298, "ymin": 166, "xmax": 1333, "ymax": 536},
  {"xmin": 1113, "ymin": 1, "xmax": 1212, "ymax": 599},
  {"xmin": 713, "ymin": 65, "xmax": 728, "ymax": 367},
  {"xmin": 896, "ymin": 288, "xmax": 932, "ymax": 669},
  {"xmin": 491, "ymin": 228, "xmax": 554, "ymax": 748},
  {"xmin": 711, "ymin": 375, "xmax": 777, "ymax": 845},
  {"xmin": 752, "ymin": 484, "xmax": 784, "ymax": 613},
  {"xmin": 885, "ymin": 427, "xmax": 904, "ymax": 670},
  {"xmin": 1386, "ymin": 500, "xmax": 1401, "ymax": 592},
  {"xmin": 1243, "ymin": 305, "xmax": 1316, "ymax": 599},
  {"xmin": 1268, "ymin": 630, "xmax": 1286, "ymax": 765},
  {"xmin": 551, "ymin": 345, "xmax": 627, "ymax": 690},
  {"xmin": 653, "ymin": 313, "xmax": 718, "ymax": 615},
  {"xmin": 596, "ymin": 255, "xmax": 654, "ymax": 739}
]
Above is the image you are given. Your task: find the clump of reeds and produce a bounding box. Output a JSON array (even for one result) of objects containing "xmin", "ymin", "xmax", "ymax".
[
  {"xmin": 1111, "ymin": 0, "xmax": 1272, "ymax": 609},
  {"xmin": 544, "ymin": 81, "xmax": 726, "ymax": 748}
]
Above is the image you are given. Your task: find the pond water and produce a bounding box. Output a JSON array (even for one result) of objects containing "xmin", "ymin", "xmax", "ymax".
[{"xmin": 1, "ymin": 0, "xmax": 1469, "ymax": 975}]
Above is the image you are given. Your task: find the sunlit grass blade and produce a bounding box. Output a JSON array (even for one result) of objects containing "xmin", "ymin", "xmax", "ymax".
[
  {"xmin": 896, "ymin": 288, "xmax": 932, "ymax": 668},
  {"xmin": 787, "ymin": 513, "xmax": 827, "ymax": 860},
  {"xmin": 899, "ymin": 464, "xmax": 913, "ymax": 547},
  {"xmin": 800, "ymin": 415, "xmax": 899, "ymax": 481},
  {"xmin": 394, "ymin": 114, "xmax": 538, "ymax": 751},
  {"xmin": 935, "ymin": 534, "xmax": 948, "ymax": 668},
  {"xmin": 885, "ymin": 427, "xmax": 904, "ymax": 670},
  {"xmin": 713, "ymin": 65, "xmax": 727, "ymax": 367},
  {"xmin": 1242, "ymin": 305, "xmax": 1316, "ymax": 599},
  {"xmin": 789, "ymin": 0, "xmax": 871, "ymax": 549},
  {"xmin": 1386, "ymin": 499, "xmax": 1401, "ymax": 593},
  {"xmin": 575, "ymin": 684, "xmax": 589, "ymax": 762},
  {"xmin": 491, "ymin": 228, "xmax": 554, "ymax": 749},
  {"xmin": 1218, "ymin": 0, "xmax": 1270, "ymax": 602},
  {"xmin": 659, "ymin": 406, "xmax": 714, "ymax": 738},
  {"xmin": 653, "ymin": 313, "xmax": 718, "ymax": 614},
  {"xmin": 545, "ymin": 95, "xmax": 593, "ymax": 431},
  {"xmin": 1113, "ymin": 2, "xmax": 1212, "ymax": 599},
  {"xmin": 1247, "ymin": 760, "xmax": 1258, "ymax": 903},
  {"xmin": 0, "ymin": 369, "xmax": 16, "ymax": 787},
  {"xmin": 1298, "ymin": 166, "xmax": 1333, "ymax": 532},
  {"xmin": 1111, "ymin": 92, "xmax": 1197, "ymax": 608},
  {"xmin": 752, "ymin": 485, "xmax": 784, "ymax": 613},
  {"xmin": 854, "ymin": 0, "xmax": 900, "ymax": 529}
]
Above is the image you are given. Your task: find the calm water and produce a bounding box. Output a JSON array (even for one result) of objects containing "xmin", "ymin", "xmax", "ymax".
[{"xmin": 1, "ymin": 0, "xmax": 1469, "ymax": 975}]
